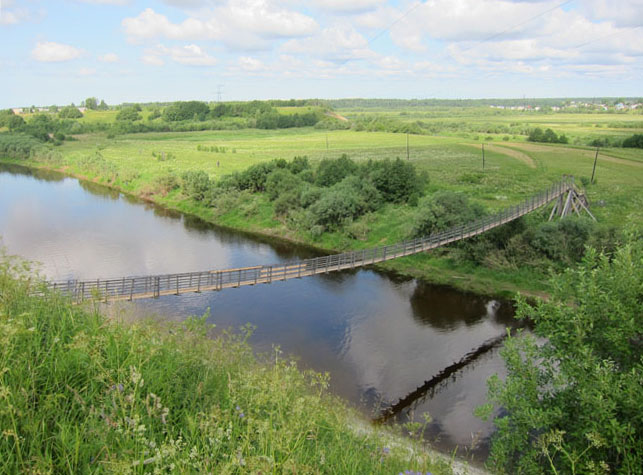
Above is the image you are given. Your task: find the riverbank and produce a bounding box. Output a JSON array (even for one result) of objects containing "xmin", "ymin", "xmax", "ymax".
[
  {"xmin": 0, "ymin": 157, "xmax": 549, "ymax": 298},
  {"xmin": 0, "ymin": 253, "xmax": 470, "ymax": 473}
]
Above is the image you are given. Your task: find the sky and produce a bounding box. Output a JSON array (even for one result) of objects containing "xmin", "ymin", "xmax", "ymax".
[{"xmin": 1, "ymin": 0, "xmax": 642, "ymax": 107}]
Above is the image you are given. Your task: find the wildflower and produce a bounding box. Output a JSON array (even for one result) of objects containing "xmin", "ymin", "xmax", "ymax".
[{"xmin": 382, "ymin": 447, "xmax": 390, "ymax": 455}]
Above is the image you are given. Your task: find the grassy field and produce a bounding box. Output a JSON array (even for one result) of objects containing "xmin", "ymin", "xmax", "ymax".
[
  {"xmin": 0, "ymin": 256, "xmax": 453, "ymax": 474},
  {"xmin": 4, "ymin": 106, "xmax": 643, "ymax": 295}
]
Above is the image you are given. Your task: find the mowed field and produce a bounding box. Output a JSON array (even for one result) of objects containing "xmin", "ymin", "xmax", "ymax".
[{"xmin": 57, "ymin": 126, "xmax": 643, "ymax": 228}]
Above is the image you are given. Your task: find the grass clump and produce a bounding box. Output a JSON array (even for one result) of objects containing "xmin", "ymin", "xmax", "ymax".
[{"xmin": 0, "ymin": 253, "xmax": 451, "ymax": 474}]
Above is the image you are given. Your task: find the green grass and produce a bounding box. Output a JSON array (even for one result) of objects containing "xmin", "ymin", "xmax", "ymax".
[{"xmin": 0, "ymin": 254, "xmax": 453, "ymax": 474}]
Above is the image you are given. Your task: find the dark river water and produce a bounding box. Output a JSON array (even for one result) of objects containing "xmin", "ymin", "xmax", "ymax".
[{"xmin": 0, "ymin": 163, "xmax": 517, "ymax": 462}]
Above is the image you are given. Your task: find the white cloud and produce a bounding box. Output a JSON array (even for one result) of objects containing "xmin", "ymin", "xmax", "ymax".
[
  {"xmin": 122, "ymin": 2, "xmax": 318, "ymax": 50},
  {"xmin": 142, "ymin": 54, "xmax": 164, "ymax": 66},
  {"xmin": 0, "ymin": 0, "xmax": 38, "ymax": 26},
  {"xmin": 78, "ymin": 67, "xmax": 97, "ymax": 76},
  {"xmin": 143, "ymin": 43, "xmax": 217, "ymax": 66},
  {"xmin": 76, "ymin": 0, "xmax": 132, "ymax": 4},
  {"xmin": 313, "ymin": 0, "xmax": 385, "ymax": 14},
  {"xmin": 579, "ymin": 0, "xmax": 643, "ymax": 28},
  {"xmin": 98, "ymin": 53, "xmax": 120, "ymax": 62},
  {"xmin": 32, "ymin": 41, "xmax": 83, "ymax": 62},
  {"xmin": 282, "ymin": 25, "xmax": 375, "ymax": 61},
  {"xmin": 238, "ymin": 56, "xmax": 265, "ymax": 71}
]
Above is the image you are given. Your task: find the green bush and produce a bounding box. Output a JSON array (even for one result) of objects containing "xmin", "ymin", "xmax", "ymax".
[
  {"xmin": 315, "ymin": 154, "xmax": 358, "ymax": 187},
  {"xmin": 116, "ymin": 107, "xmax": 142, "ymax": 122},
  {"xmin": 479, "ymin": 233, "xmax": 643, "ymax": 474},
  {"xmin": 59, "ymin": 106, "xmax": 83, "ymax": 119},
  {"xmin": 622, "ymin": 134, "xmax": 643, "ymax": 148},
  {"xmin": 365, "ymin": 157, "xmax": 425, "ymax": 203},
  {"xmin": 411, "ymin": 191, "xmax": 485, "ymax": 238},
  {"xmin": 181, "ymin": 170, "xmax": 211, "ymax": 201}
]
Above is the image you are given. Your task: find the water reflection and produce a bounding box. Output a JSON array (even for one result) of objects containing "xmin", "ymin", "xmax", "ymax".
[
  {"xmin": 410, "ymin": 281, "xmax": 515, "ymax": 330},
  {"xmin": 0, "ymin": 164, "xmax": 517, "ymax": 465}
]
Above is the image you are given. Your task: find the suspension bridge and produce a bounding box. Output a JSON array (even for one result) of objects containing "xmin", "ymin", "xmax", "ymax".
[{"xmin": 42, "ymin": 176, "xmax": 593, "ymax": 303}]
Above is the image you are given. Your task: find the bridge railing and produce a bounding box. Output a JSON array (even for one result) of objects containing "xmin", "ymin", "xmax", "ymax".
[{"xmin": 41, "ymin": 177, "xmax": 574, "ymax": 302}]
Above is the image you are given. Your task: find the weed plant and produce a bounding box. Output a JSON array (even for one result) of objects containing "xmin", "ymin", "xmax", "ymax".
[{"xmin": 0, "ymin": 253, "xmax": 451, "ymax": 474}]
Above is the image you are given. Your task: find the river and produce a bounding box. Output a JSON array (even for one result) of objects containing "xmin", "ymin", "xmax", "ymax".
[{"xmin": 0, "ymin": 163, "xmax": 518, "ymax": 462}]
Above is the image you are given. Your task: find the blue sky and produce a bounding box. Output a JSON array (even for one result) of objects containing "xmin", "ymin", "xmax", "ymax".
[{"xmin": 1, "ymin": 0, "xmax": 642, "ymax": 108}]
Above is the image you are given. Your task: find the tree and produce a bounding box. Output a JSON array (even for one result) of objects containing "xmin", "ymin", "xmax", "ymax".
[
  {"xmin": 7, "ymin": 115, "xmax": 26, "ymax": 131},
  {"xmin": 59, "ymin": 106, "xmax": 83, "ymax": 119},
  {"xmin": 478, "ymin": 232, "xmax": 643, "ymax": 474},
  {"xmin": 98, "ymin": 100, "xmax": 109, "ymax": 111},
  {"xmin": 116, "ymin": 107, "xmax": 142, "ymax": 122},
  {"xmin": 84, "ymin": 97, "xmax": 98, "ymax": 110}
]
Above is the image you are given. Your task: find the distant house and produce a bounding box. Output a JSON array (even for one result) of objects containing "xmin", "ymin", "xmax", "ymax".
[
  {"xmin": 615, "ymin": 103, "xmax": 625, "ymax": 110},
  {"xmin": 11, "ymin": 108, "xmax": 23, "ymax": 114},
  {"xmin": 78, "ymin": 107, "xmax": 87, "ymax": 113}
]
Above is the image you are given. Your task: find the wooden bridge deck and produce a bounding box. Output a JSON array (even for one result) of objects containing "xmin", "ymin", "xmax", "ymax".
[{"xmin": 42, "ymin": 178, "xmax": 578, "ymax": 303}]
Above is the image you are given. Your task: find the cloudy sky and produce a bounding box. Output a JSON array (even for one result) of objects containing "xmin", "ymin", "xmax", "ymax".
[{"xmin": 1, "ymin": 0, "xmax": 642, "ymax": 107}]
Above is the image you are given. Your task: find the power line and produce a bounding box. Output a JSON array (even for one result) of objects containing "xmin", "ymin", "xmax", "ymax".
[
  {"xmin": 572, "ymin": 25, "xmax": 641, "ymax": 50},
  {"xmin": 460, "ymin": 0, "xmax": 574, "ymax": 52},
  {"xmin": 337, "ymin": 1, "xmax": 424, "ymax": 65}
]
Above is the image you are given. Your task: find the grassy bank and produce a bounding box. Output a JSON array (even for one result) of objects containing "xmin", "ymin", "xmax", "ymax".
[{"xmin": 0, "ymin": 253, "xmax": 454, "ymax": 474}]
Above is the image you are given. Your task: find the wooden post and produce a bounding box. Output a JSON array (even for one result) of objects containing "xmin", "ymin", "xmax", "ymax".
[
  {"xmin": 129, "ymin": 279, "xmax": 134, "ymax": 300},
  {"xmin": 591, "ymin": 147, "xmax": 599, "ymax": 184},
  {"xmin": 482, "ymin": 143, "xmax": 485, "ymax": 170}
]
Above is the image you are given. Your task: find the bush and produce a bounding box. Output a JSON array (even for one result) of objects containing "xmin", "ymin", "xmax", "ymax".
[
  {"xmin": 309, "ymin": 176, "xmax": 380, "ymax": 230},
  {"xmin": 315, "ymin": 154, "xmax": 358, "ymax": 187},
  {"xmin": 0, "ymin": 132, "xmax": 44, "ymax": 159},
  {"xmin": 528, "ymin": 127, "xmax": 568, "ymax": 144},
  {"xmin": 265, "ymin": 169, "xmax": 302, "ymax": 201},
  {"xmin": 163, "ymin": 101, "xmax": 210, "ymax": 122},
  {"xmin": 235, "ymin": 161, "xmax": 278, "ymax": 192},
  {"xmin": 479, "ymin": 233, "xmax": 643, "ymax": 474},
  {"xmin": 58, "ymin": 106, "xmax": 83, "ymax": 119},
  {"xmin": 181, "ymin": 170, "xmax": 211, "ymax": 201},
  {"xmin": 622, "ymin": 134, "xmax": 643, "ymax": 148},
  {"xmin": 365, "ymin": 157, "xmax": 425, "ymax": 203},
  {"xmin": 411, "ymin": 191, "xmax": 485, "ymax": 238},
  {"xmin": 116, "ymin": 107, "xmax": 142, "ymax": 122},
  {"xmin": 523, "ymin": 217, "xmax": 594, "ymax": 265}
]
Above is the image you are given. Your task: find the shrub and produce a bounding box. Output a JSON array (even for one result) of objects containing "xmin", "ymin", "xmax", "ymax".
[
  {"xmin": 59, "ymin": 106, "xmax": 83, "ymax": 119},
  {"xmin": 479, "ymin": 233, "xmax": 643, "ymax": 474},
  {"xmin": 365, "ymin": 157, "xmax": 426, "ymax": 203},
  {"xmin": 411, "ymin": 191, "xmax": 485, "ymax": 238},
  {"xmin": 116, "ymin": 107, "xmax": 142, "ymax": 122},
  {"xmin": 181, "ymin": 170, "xmax": 211, "ymax": 201},
  {"xmin": 622, "ymin": 134, "xmax": 643, "ymax": 148},
  {"xmin": 315, "ymin": 154, "xmax": 358, "ymax": 187},
  {"xmin": 162, "ymin": 101, "xmax": 210, "ymax": 122},
  {"xmin": 265, "ymin": 169, "xmax": 302, "ymax": 201}
]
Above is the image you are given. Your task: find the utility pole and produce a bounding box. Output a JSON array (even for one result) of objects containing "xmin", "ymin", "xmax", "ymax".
[
  {"xmin": 482, "ymin": 143, "xmax": 485, "ymax": 170},
  {"xmin": 406, "ymin": 133, "xmax": 409, "ymax": 160},
  {"xmin": 216, "ymin": 84, "xmax": 224, "ymax": 102},
  {"xmin": 591, "ymin": 146, "xmax": 599, "ymax": 184}
]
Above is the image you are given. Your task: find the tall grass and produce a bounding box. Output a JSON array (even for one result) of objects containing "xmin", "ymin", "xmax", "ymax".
[{"xmin": 0, "ymin": 253, "xmax": 451, "ymax": 474}]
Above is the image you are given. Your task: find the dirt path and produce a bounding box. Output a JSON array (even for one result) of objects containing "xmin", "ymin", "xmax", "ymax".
[
  {"xmin": 509, "ymin": 142, "xmax": 643, "ymax": 169},
  {"xmin": 325, "ymin": 110, "xmax": 349, "ymax": 122},
  {"xmin": 464, "ymin": 143, "xmax": 536, "ymax": 168}
]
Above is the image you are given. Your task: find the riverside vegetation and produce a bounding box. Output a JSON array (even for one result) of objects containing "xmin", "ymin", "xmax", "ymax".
[
  {"xmin": 0, "ymin": 251, "xmax": 452, "ymax": 474},
  {"xmin": 1, "ymin": 98, "xmax": 642, "ymax": 294}
]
